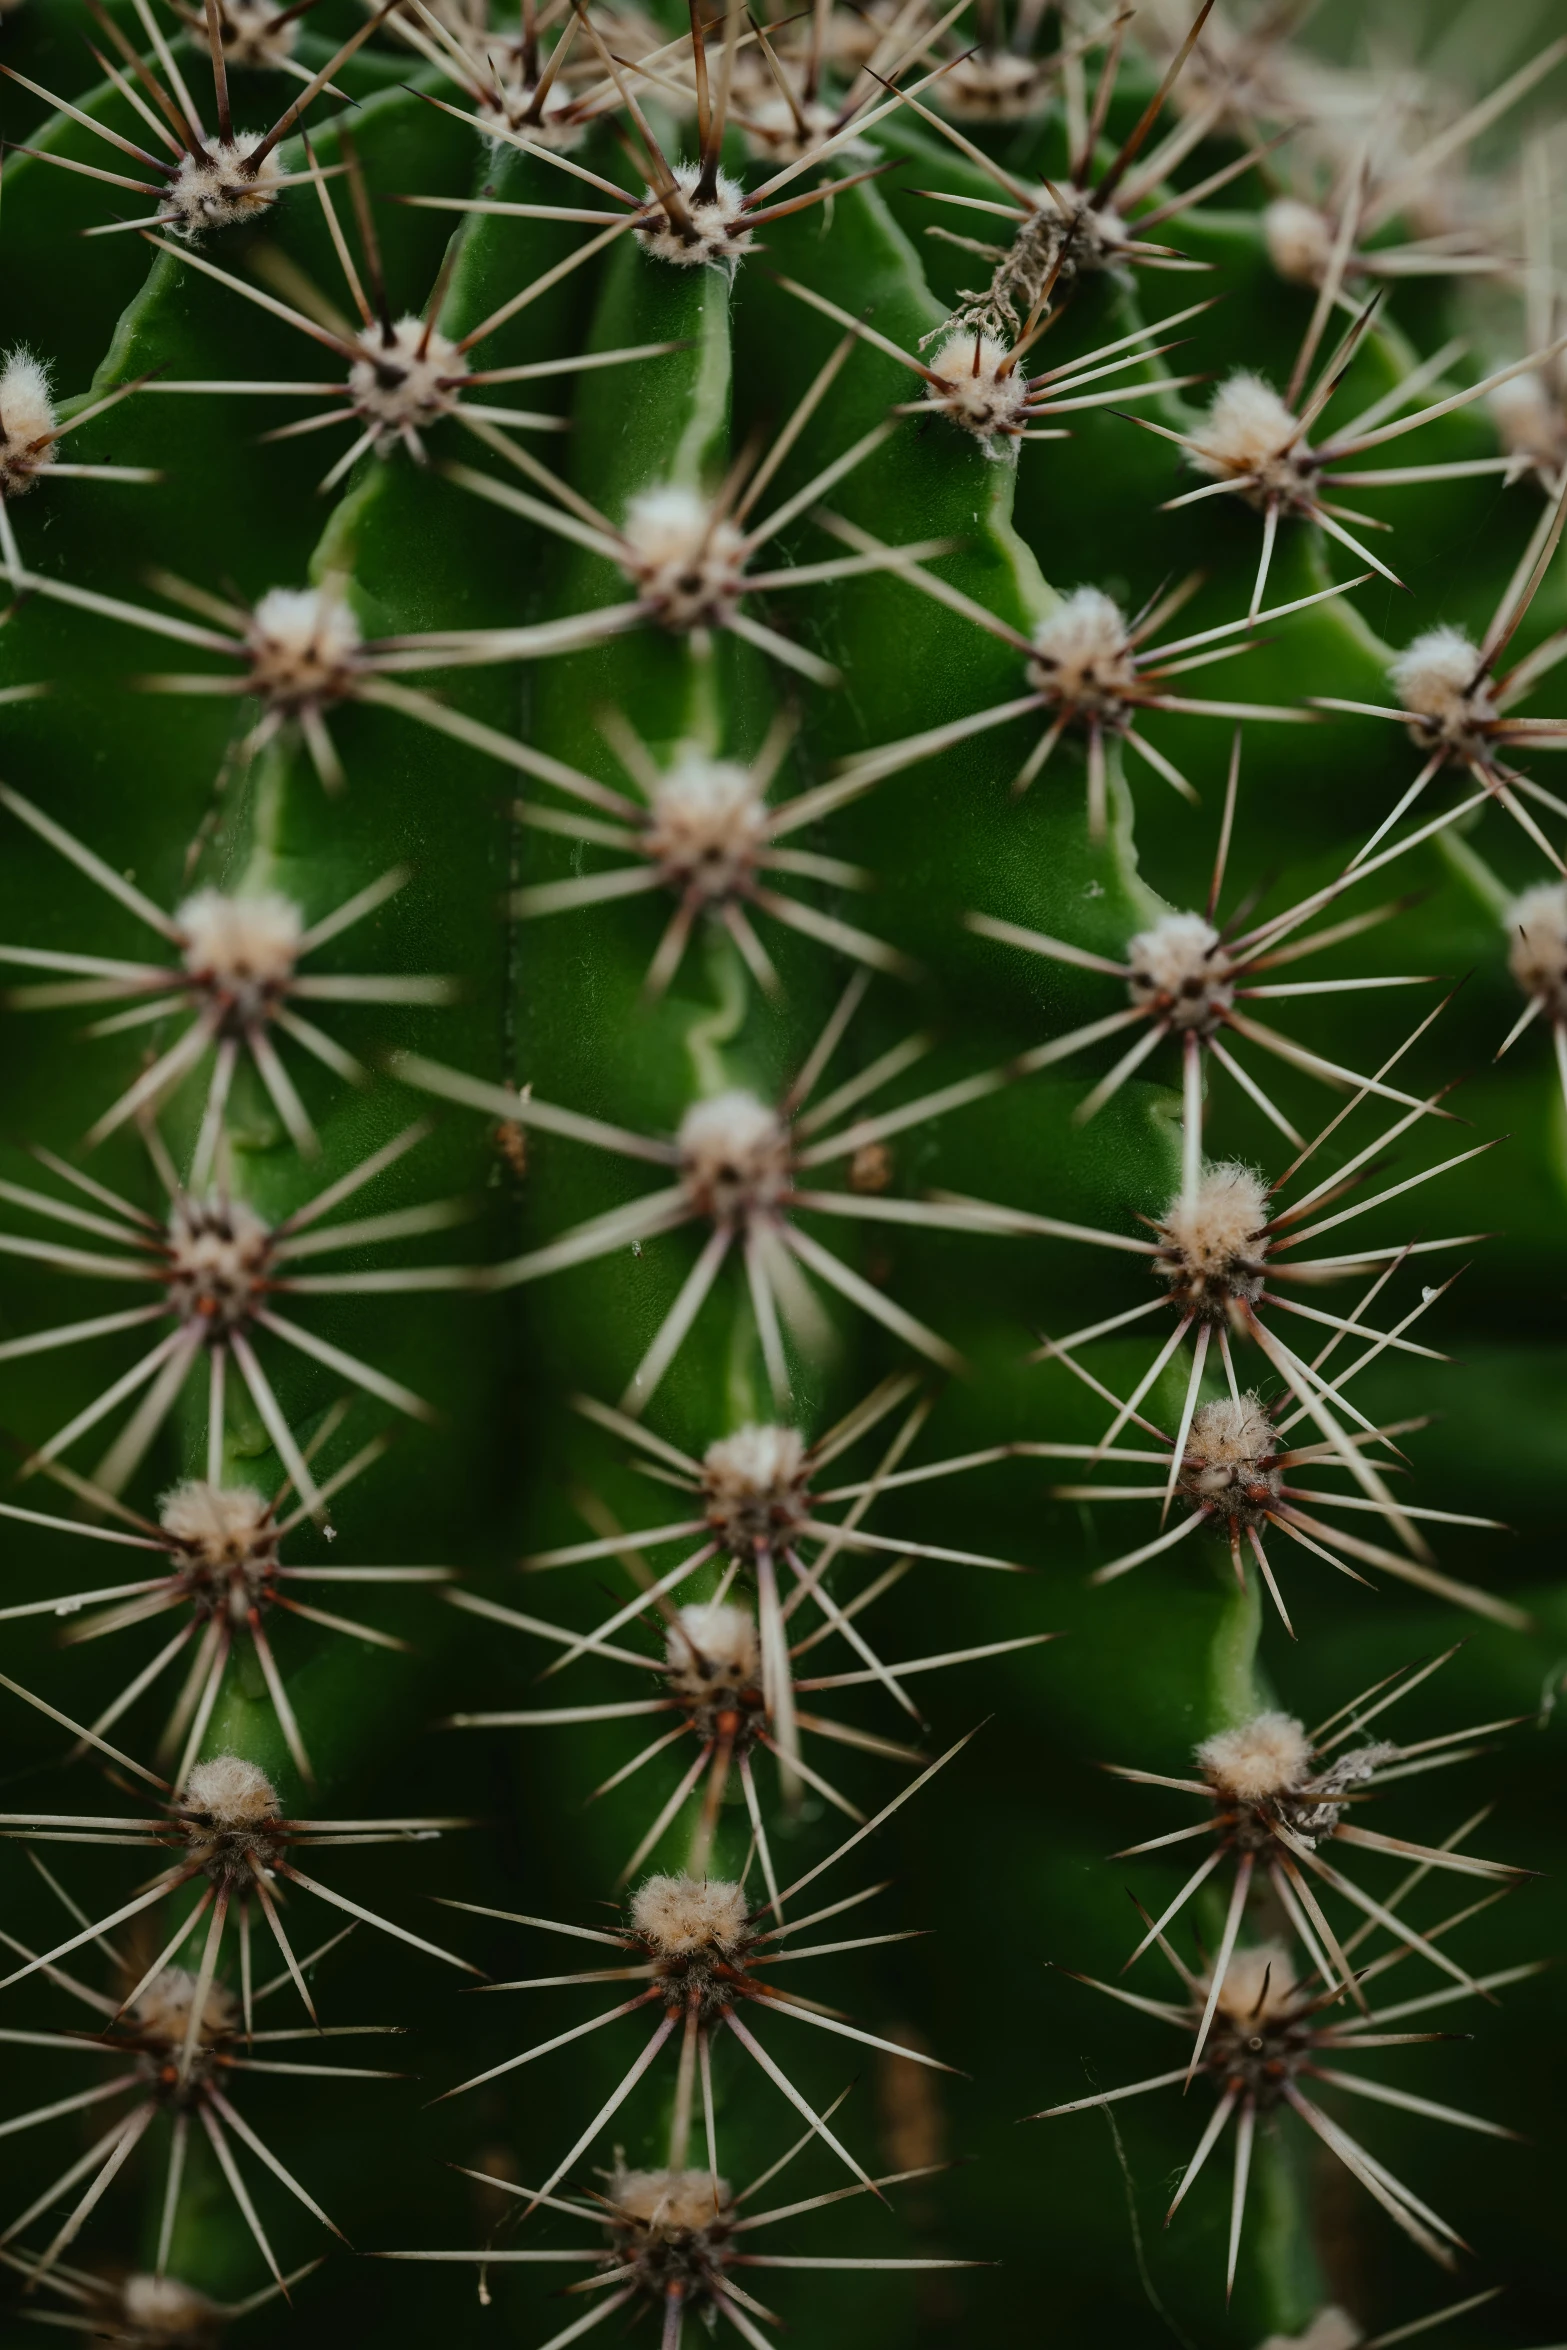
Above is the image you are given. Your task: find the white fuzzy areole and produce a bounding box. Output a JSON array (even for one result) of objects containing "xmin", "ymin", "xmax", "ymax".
[
  {"xmin": 1185, "ymin": 1393, "xmax": 1274, "ymax": 1470},
  {"xmin": 1036, "ymin": 181, "xmax": 1131, "ymax": 278},
  {"xmin": 1198, "ymin": 1711, "xmax": 1312, "ymax": 1803},
  {"xmin": 669, "ymin": 1601, "xmax": 762, "ymax": 1684},
  {"xmin": 1027, "ymin": 587, "xmax": 1137, "ymax": 707},
  {"xmin": 631, "ymin": 1872, "xmax": 750, "ymax": 1955},
  {"xmin": 634, "ymin": 162, "xmax": 753, "ymax": 270},
  {"xmin": 1188, "ymin": 372, "xmax": 1310, "ymax": 506},
  {"xmin": 644, "ymin": 753, "xmax": 769, "ymax": 894},
  {"xmin": 477, "ymin": 63, "xmax": 587, "ymax": 148},
  {"xmin": 1263, "ymin": 197, "xmax": 1333, "ymax": 287},
  {"xmin": 159, "ymin": 1480, "xmax": 278, "ymax": 1621},
  {"xmin": 1180, "ymin": 1394, "xmax": 1281, "ymax": 1520},
  {"xmin": 213, "ymin": 0, "xmax": 301, "ymax": 69},
  {"xmin": 183, "ymin": 1753, "xmax": 280, "ymax": 1829},
  {"xmin": 119, "ymin": 2273, "xmax": 218, "ymax": 2335},
  {"xmin": 1212, "ymin": 1937, "xmax": 1297, "ymax": 2023},
  {"xmin": 613, "ymin": 2165, "xmax": 732, "ymax": 2231},
  {"xmin": 1158, "ymin": 1162, "xmax": 1270, "ymax": 1311},
  {"xmin": 464, "ymin": 0, "xmax": 657, "ymax": 139},
  {"xmin": 701, "ymin": 1421, "xmax": 810, "ymax": 1552},
  {"xmin": 1507, "ymin": 881, "xmax": 1567, "ymax": 1019},
  {"xmin": 177, "ymin": 886, "xmax": 303, "ymax": 1003},
  {"xmin": 739, "ymin": 88, "xmax": 844, "ymax": 164},
  {"xmin": 0, "ymin": 349, "xmax": 58, "ymax": 494},
  {"xmin": 924, "ymin": 330, "xmax": 1033, "ymax": 441},
  {"xmin": 1388, "ymin": 624, "xmax": 1493, "ymax": 742},
  {"xmin": 489, "ymin": 86, "xmax": 586, "ymax": 148},
  {"xmin": 677, "ymin": 1090, "xmax": 792, "ymax": 1221},
  {"xmin": 164, "ymin": 1195, "xmax": 273, "ymax": 1333},
  {"xmin": 814, "ymin": 0, "xmax": 900, "ymax": 70},
  {"xmin": 1256, "ymin": 2311, "xmax": 1362, "ymax": 2350},
  {"xmin": 134, "ymin": 1965, "xmax": 239, "ymax": 2048},
  {"xmin": 349, "ymin": 316, "xmax": 462, "ymax": 442},
  {"xmin": 159, "ymin": 1479, "xmax": 273, "ymax": 1556},
  {"xmin": 621, "ymin": 485, "xmax": 747, "ymax": 631},
  {"xmin": 1147, "ymin": 0, "xmax": 1298, "ymax": 136},
  {"xmin": 942, "ymin": 47, "xmax": 1051, "ymax": 120},
  {"xmin": 167, "ymin": 135, "xmax": 284, "ymax": 238},
  {"xmin": 245, "ymin": 586, "xmax": 364, "ymax": 712},
  {"xmin": 704, "ymin": 1421, "xmax": 807, "ymax": 1499},
  {"xmin": 1489, "ymin": 370, "xmax": 1567, "ymax": 477},
  {"xmin": 1126, "ymin": 911, "xmax": 1232, "ymax": 1030}
]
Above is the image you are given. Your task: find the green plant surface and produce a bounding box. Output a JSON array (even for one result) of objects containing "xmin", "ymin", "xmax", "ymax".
[{"xmin": 1, "ymin": 6, "xmax": 1565, "ymax": 2348}]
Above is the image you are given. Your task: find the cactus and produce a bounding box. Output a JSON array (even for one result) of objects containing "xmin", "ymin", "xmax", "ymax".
[{"xmin": 1, "ymin": 3, "xmax": 1564, "ymax": 2346}]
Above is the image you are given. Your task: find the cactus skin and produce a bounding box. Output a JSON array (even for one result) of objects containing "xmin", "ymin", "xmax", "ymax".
[{"xmin": 0, "ymin": 5, "xmax": 1565, "ymax": 2348}]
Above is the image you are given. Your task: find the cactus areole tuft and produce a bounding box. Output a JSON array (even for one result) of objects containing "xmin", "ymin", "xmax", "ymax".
[{"xmin": 0, "ymin": 2, "xmax": 1562, "ymax": 2346}]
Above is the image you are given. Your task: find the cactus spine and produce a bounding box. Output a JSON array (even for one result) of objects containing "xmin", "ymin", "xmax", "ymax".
[{"xmin": 1, "ymin": 4, "xmax": 1564, "ymax": 2346}]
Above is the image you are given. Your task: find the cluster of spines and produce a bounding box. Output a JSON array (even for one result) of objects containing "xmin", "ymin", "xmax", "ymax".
[{"xmin": 0, "ymin": 0, "xmax": 1563, "ymax": 2342}]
